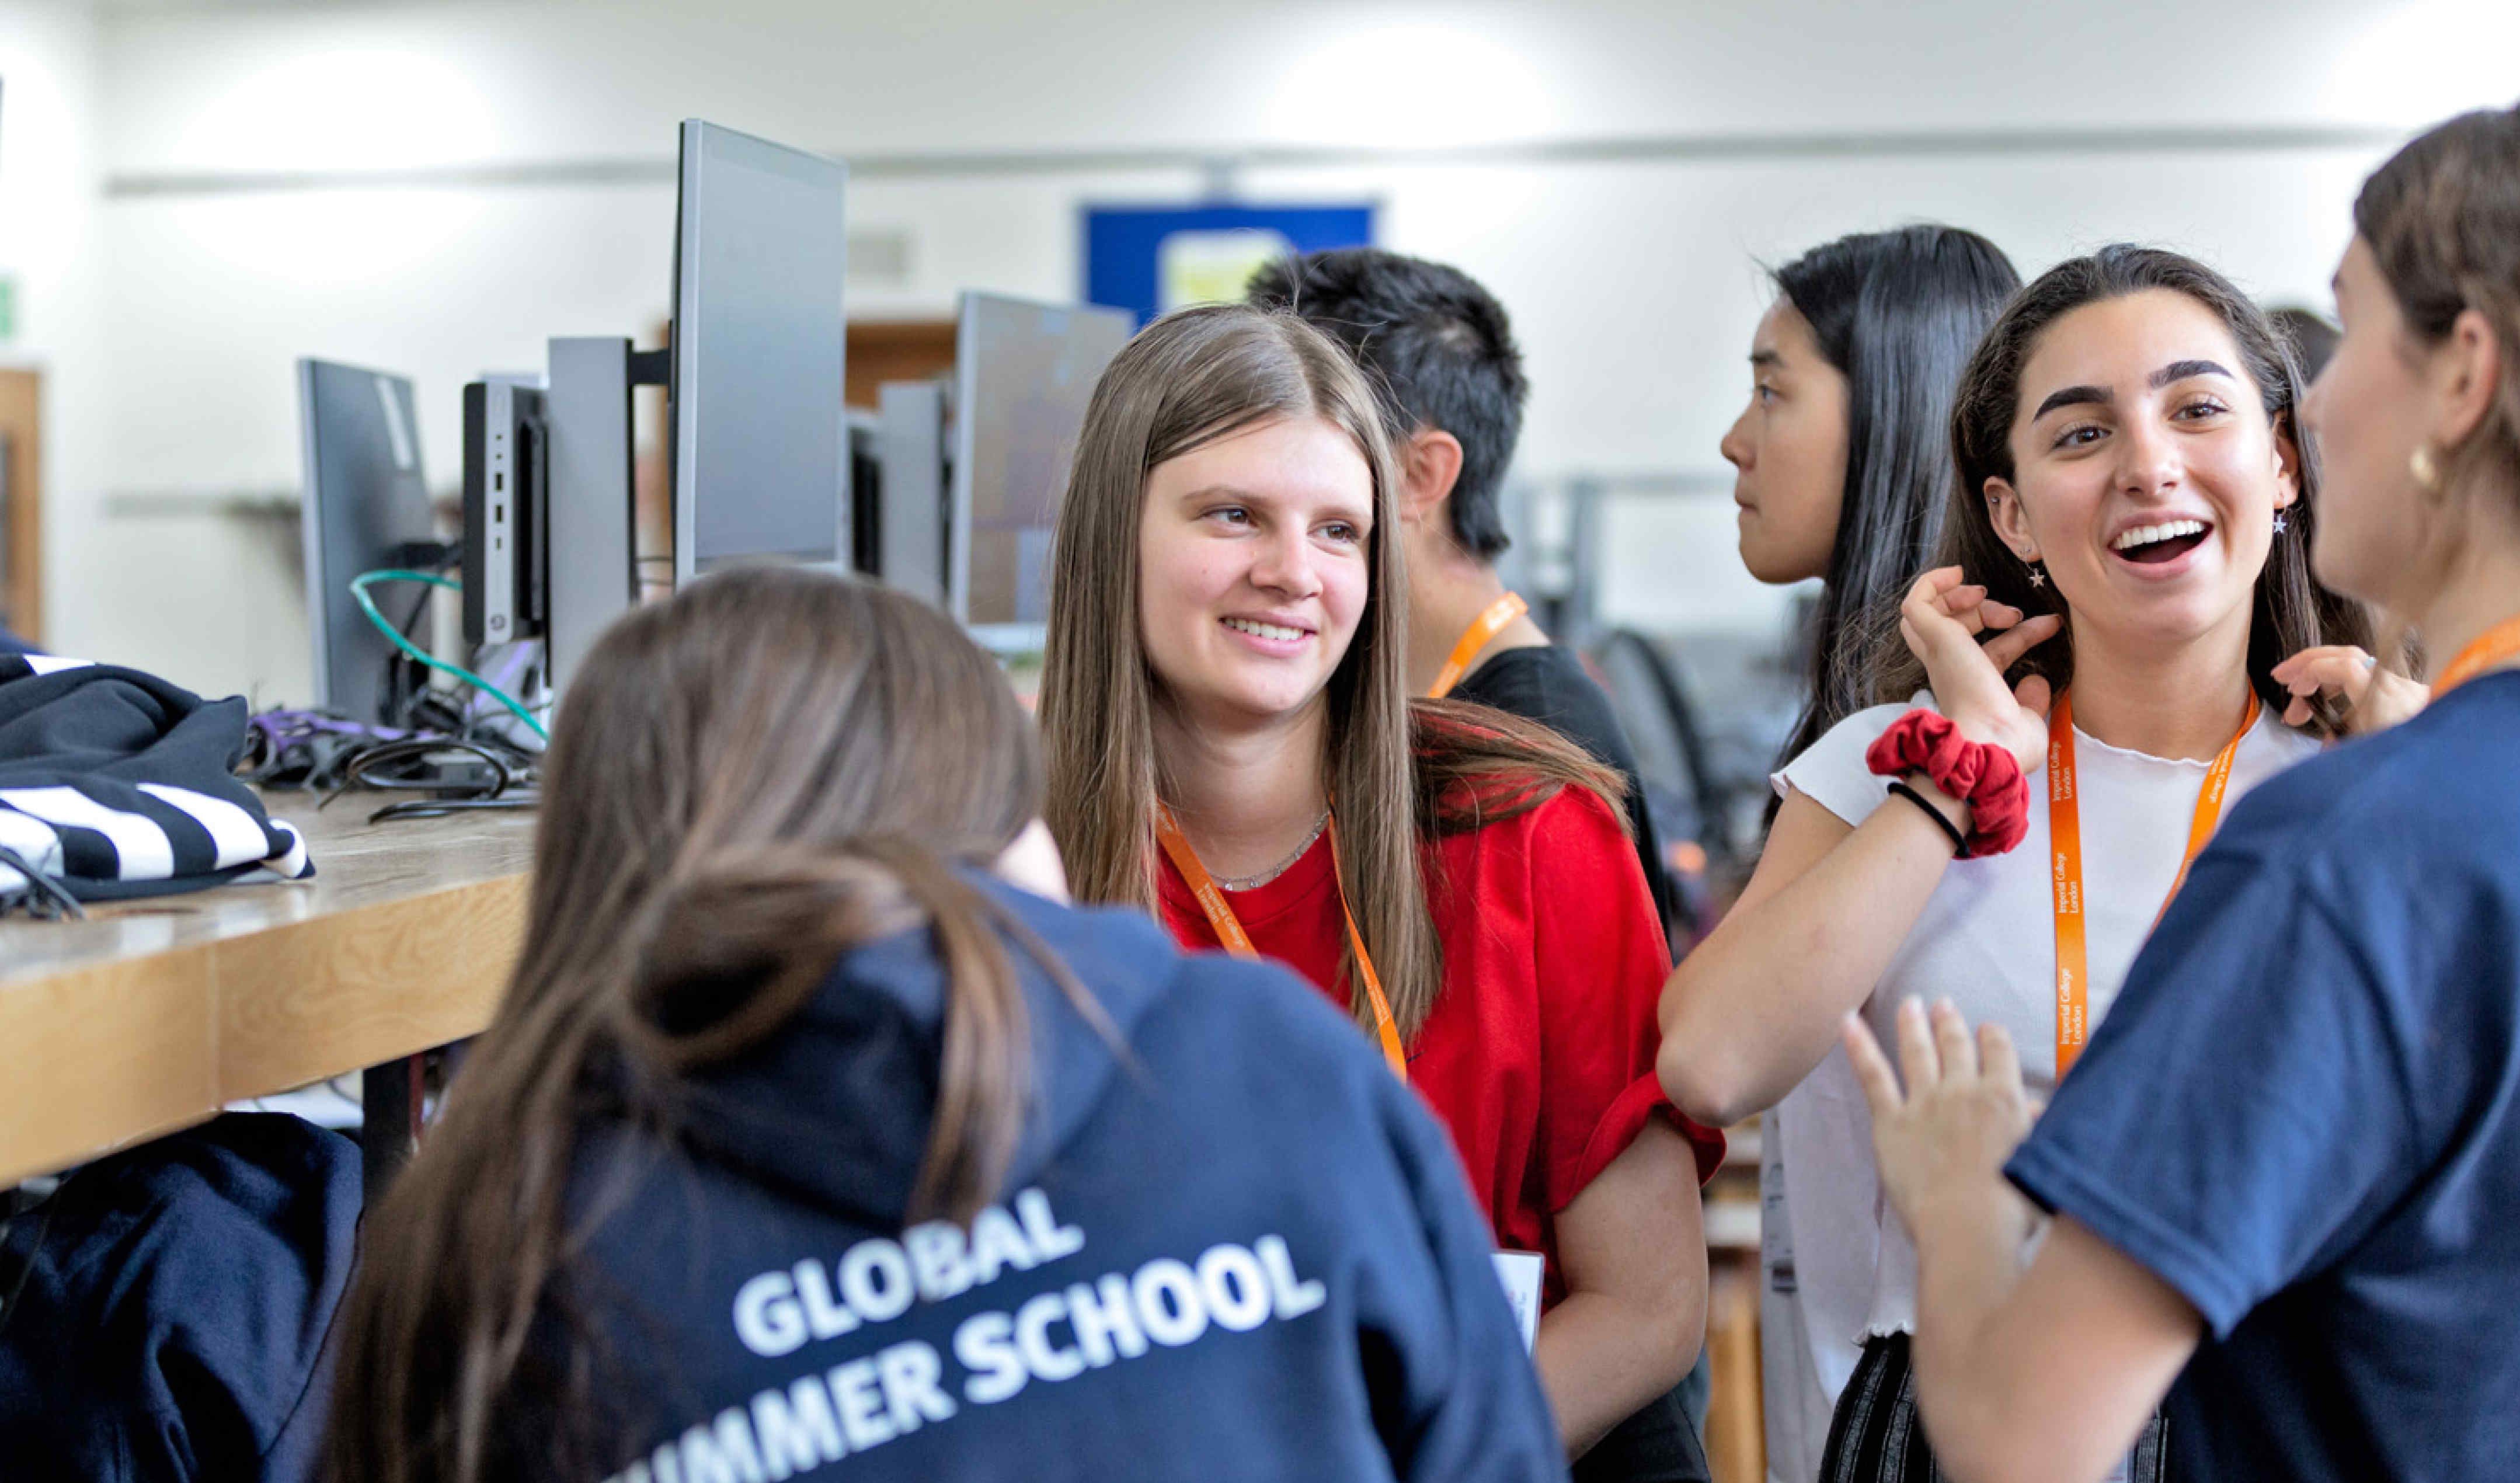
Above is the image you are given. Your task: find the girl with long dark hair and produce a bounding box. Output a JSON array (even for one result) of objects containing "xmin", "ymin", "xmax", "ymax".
[
  {"xmin": 1038, "ymin": 304, "xmax": 1724, "ymax": 1476},
  {"xmin": 1713, "ymin": 224, "xmax": 2020, "ymax": 1477},
  {"xmin": 320, "ymin": 570, "xmax": 1565, "ymax": 1483},
  {"xmin": 1847, "ymin": 102, "xmax": 2520, "ymax": 1482},
  {"xmin": 1727, "ymin": 225, "xmax": 2023, "ymax": 778},
  {"xmin": 1661, "ymin": 245, "xmax": 2370, "ymax": 1480}
]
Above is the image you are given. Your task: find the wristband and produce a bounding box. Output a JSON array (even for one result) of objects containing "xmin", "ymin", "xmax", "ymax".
[
  {"xmin": 1886, "ymin": 779, "xmax": 1967, "ymax": 856},
  {"xmin": 1863, "ymin": 709, "xmax": 2030, "ymax": 857}
]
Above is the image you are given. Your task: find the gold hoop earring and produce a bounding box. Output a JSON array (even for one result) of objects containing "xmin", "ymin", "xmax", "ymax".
[{"xmin": 2411, "ymin": 444, "xmax": 2442, "ymax": 493}]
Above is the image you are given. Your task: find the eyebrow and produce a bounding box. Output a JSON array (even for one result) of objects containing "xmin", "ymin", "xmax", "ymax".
[
  {"xmin": 2032, "ymin": 359, "xmax": 2239, "ymax": 420},
  {"xmin": 2032, "ymin": 384, "xmax": 2110, "ymax": 420},
  {"xmin": 1750, "ymin": 349, "xmax": 1784, "ymax": 368},
  {"xmin": 2149, "ymin": 358, "xmax": 2234, "ymax": 388},
  {"xmin": 1175, "ymin": 483, "xmax": 1370, "ymax": 521}
]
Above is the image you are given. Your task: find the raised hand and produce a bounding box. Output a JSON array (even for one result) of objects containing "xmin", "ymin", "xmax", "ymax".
[
  {"xmin": 1898, "ymin": 567, "xmax": 2065, "ymax": 772},
  {"xmin": 1843, "ymin": 998, "xmax": 2041, "ymax": 1249},
  {"xmin": 2271, "ymin": 645, "xmax": 2428, "ymax": 735}
]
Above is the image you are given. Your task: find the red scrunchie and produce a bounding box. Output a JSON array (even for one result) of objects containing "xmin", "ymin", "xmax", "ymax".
[{"xmin": 1863, "ymin": 709, "xmax": 2030, "ymax": 858}]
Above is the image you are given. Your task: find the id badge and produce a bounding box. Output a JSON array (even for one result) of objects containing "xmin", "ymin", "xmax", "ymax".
[{"xmin": 1491, "ymin": 1251, "xmax": 1543, "ymax": 1351}]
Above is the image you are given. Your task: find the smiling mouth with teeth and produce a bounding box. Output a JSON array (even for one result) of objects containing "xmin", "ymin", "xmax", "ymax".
[
  {"xmin": 2110, "ymin": 518, "xmax": 2212, "ymax": 565},
  {"xmin": 1222, "ymin": 616, "xmax": 1307, "ymax": 642}
]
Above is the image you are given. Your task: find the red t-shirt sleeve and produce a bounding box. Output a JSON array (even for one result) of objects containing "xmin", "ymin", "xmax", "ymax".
[{"xmin": 1526, "ymin": 788, "xmax": 1726, "ymax": 1208}]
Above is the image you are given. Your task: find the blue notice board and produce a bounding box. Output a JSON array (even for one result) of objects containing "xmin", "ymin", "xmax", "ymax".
[{"xmin": 1084, "ymin": 203, "xmax": 1377, "ymax": 325}]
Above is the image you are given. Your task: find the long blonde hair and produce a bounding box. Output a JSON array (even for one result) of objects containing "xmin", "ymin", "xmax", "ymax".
[{"xmin": 1040, "ymin": 304, "xmax": 1624, "ymax": 1040}]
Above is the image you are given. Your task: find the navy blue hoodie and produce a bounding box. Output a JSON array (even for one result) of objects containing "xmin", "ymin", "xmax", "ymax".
[{"xmin": 552, "ymin": 880, "xmax": 1567, "ymax": 1483}]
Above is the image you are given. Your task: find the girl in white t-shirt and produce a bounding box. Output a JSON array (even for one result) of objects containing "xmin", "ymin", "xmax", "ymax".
[
  {"xmin": 1658, "ymin": 245, "xmax": 2373, "ymax": 1483},
  {"xmin": 1715, "ymin": 224, "xmax": 2021, "ymax": 1483}
]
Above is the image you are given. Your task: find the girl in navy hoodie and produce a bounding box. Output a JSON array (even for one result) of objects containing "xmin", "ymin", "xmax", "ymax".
[{"xmin": 321, "ymin": 569, "xmax": 1562, "ymax": 1483}]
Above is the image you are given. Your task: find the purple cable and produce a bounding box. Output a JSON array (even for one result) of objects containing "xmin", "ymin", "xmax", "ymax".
[{"xmin": 249, "ymin": 709, "xmax": 413, "ymax": 746}]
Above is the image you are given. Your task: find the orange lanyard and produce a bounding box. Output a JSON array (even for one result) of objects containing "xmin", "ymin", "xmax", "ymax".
[
  {"xmin": 1427, "ymin": 591, "xmax": 1529, "ymax": 699},
  {"xmin": 1153, "ymin": 803, "xmax": 1408, "ymax": 1080},
  {"xmin": 2047, "ymin": 687, "xmax": 2259, "ymax": 1077},
  {"xmin": 2431, "ymin": 614, "xmax": 2520, "ymax": 697}
]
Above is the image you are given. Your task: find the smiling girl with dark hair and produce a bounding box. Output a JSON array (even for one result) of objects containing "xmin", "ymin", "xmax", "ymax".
[
  {"xmin": 1849, "ymin": 103, "xmax": 2520, "ymax": 1483},
  {"xmin": 1662, "ymin": 243, "xmax": 2369, "ymax": 1482}
]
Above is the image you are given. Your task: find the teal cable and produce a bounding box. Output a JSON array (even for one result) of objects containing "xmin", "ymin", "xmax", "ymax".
[{"xmin": 348, "ymin": 568, "xmax": 550, "ymax": 740}]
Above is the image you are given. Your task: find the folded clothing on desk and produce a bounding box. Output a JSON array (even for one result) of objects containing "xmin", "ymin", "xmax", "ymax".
[{"xmin": 0, "ymin": 653, "xmax": 314, "ymax": 908}]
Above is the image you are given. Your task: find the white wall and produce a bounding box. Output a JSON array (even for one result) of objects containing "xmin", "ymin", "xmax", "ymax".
[{"xmin": 55, "ymin": 0, "xmax": 2520, "ymax": 697}]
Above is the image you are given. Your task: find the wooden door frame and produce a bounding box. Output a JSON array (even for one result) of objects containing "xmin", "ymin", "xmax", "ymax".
[{"xmin": 0, "ymin": 369, "xmax": 41, "ymax": 645}]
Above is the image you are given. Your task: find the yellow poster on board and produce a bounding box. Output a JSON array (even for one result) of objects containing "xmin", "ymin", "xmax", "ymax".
[{"xmin": 1157, "ymin": 228, "xmax": 1299, "ymax": 313}]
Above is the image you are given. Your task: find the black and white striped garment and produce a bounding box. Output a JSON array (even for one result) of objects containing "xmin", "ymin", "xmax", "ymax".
[
  {"xmin": 0, "ymin": 653, "xmax": 314, "ymax": 906},
  {"xmin": 1821, "ymin": 1332, "xmax": 2173, "ymax": 1483}
]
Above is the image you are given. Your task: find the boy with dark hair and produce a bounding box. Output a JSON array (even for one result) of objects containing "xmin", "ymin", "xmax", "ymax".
[
  {"xmin": 1247, "ymin": 248, "xmax": 1680, "ymax": 940},
  {"xmin": 1251, "ymin": 248, "xmax": 1703, "ymax": 1483}
]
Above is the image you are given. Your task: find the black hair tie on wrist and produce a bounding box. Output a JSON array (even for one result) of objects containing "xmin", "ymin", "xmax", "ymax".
[{"xmin": 1887, "ymin": 779, "xmax": 1968, "ymax": 857}]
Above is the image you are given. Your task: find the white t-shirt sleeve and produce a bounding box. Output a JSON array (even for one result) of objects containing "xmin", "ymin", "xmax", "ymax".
[{"xmin": 1771, "ymin": 698, "xmax": 1936, "ymax": 829}]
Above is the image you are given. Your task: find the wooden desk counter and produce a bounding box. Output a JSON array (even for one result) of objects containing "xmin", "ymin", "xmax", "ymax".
[{"xmin": 0, "ymin": 795, "xmax": 534, "ymax": 1185}]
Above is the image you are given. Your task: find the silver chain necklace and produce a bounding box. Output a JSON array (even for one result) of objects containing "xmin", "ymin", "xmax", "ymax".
[{"xmin": 1212, "ymin": 810, "xmax": 1332, "ymax": 892}]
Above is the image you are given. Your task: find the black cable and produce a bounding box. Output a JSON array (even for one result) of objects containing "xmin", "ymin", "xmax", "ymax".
[
  {"xmin": 367, "ymin": 794, "xmax": 539, "ymax": 824},
  {"xmin": 319, "ymin": 737, "xmax": 515, "ymax": 812},
  {"xmin": 396, "ymin": 545, "xmax": 458, "ymax": 642},
  {"xmin": 0, "ymin": 844, "xmax": 84, "ymax": 920},
  {"xmin": 384, "ymin": 544, "xmax": 462, "ymax": 729}
]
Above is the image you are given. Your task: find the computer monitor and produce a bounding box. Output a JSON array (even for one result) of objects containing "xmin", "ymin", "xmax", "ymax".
[
  {"xmin": 949, "ymin": 293, "xmax": 1134, "ymax": 645},
  {"xmin": 847, "ymin": 407, "xmax": 883, "ymax": 579},
  {"xmin": 297, "ymin": 359, "xmax": 436, "ymax": 725},
  {"xmin": 876, "ymin": 380, "xmax": 948, "ymax": 606},
  {"xmin": 669, "ymin": 119, "xmax": 851, "ymax": 587}
]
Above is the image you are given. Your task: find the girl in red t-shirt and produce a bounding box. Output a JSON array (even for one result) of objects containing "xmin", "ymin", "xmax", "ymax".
[{"xmin": 1038, "ymin": 303, "xmax": 1722, "ymax": 1464}]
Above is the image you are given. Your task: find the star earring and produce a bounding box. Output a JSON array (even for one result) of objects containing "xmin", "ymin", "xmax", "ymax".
[
  {"xmin": 2025, "ymin": 559, "xmax": 2047, "ymax": 588},
  {"xmin": 2273, "ymin": 511, "xmax": 2289, "ymax": 535}
]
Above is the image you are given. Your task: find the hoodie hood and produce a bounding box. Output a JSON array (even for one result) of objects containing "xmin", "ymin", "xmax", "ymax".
[{"xmin": 659, "ymin": 875, "xmax": 1177, "ymax": 1230}]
